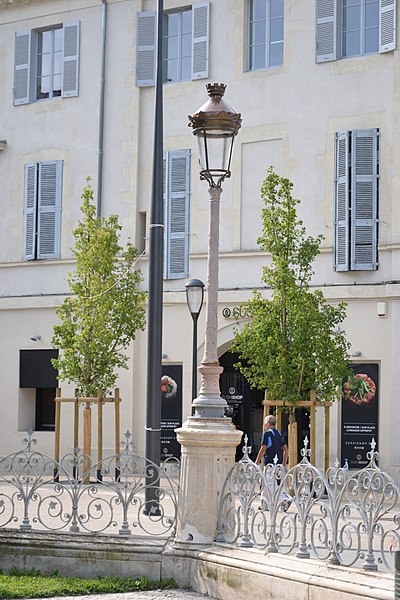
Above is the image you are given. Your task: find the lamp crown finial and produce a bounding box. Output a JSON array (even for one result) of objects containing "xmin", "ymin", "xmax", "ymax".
[{"xmin": 206, "ymin": 83, "xmax": 226, "ymax": 102}]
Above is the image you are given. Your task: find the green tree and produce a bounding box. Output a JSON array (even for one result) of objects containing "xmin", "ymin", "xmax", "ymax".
[
  {"xmin": 52, "ymin": 180, "xmax": 146, "ymax": 396},
  {"xmin": 231, "ymin": 168, "xmax": 350, "ymax": 408}
]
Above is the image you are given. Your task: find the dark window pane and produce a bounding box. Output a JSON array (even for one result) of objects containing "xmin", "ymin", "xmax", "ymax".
[
  {"xmin": 250, "ymin": 44, "xmax": 266, "ymax": 69},
  {"xmin": 167, "ymin": 35, "xmax": 178, "ymax": 59},
  {"xmin": 53, "ymin": 74, "xmax": 62, "ymax": 95},
  {"xmin": 344, "ymin": 30, "xmax": 360, "ymax": 56},
  {"xmin": 251, "ymin": 0, "xmax": 267, "ymax": 21},
  {"xmin": 166, "ymin": 58, "xmax": 178, "ymax": 82},
  {"xmin": 166, "ymin": 12, "xmax": 179, "ymax": 36},
  {"xmin": 270, "ymin": 41, "xmax": 283, "ymax": 66},
  {"xmin": 38, "ymin": 75, "xmax": 50, "ymax": 98},
  {"xmin": 251, "ymin": 20, "xmax": 266, "ymax": 46},
  {"xmin": 345, "ymin": 5, "xmax": 361, "ymax": 31},
  {"xmin": 182, "ymin": 9, "xmax": 192, "ymax": 34},
  {"xmin": 271, "ymin": 0, "xmax": 284, "ymax": 19},
  {"xmin": 182, "ymin": 32, "xmax": 191, "ymax": 57},
  {"xmin": 365, "ymin": 26, "xmax": 379, "ymax": 53},
  {"xmin": 54, "ymin": 27, "xmax": 63, "ymax": 51},
  {"xmin": 41, "ymin": 30, "xmax": 53, "ymax": 54},
  {"xmin": 35, "ymin": 388, "xmax": 56, "ymax": 431},
  {"xmin": 270, "ymin": 16, "xmax": 284, "ymax": 43},
  {"xmin": 365, "ymin": 1, "xmax": 379, "ymax": 27}
]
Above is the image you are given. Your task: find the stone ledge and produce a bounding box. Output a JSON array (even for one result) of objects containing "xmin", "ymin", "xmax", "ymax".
[{"xmin": 163, "ymin": 543, "xmax": 394, "ymax": 600}]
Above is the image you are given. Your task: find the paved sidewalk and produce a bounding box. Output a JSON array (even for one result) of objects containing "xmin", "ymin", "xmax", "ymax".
[{"xmin": 28, "ymin": 591, "xmax": 215, "ymax": 600}]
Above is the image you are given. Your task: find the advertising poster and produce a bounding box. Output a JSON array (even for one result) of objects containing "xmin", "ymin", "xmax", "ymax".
[
  {"xmin": 160, "ymin": 365, "xmax": 182, "ymax": 461},
  {"xmin": 341, "ymin": 363, "xmax": 379, "ymax": 468}
]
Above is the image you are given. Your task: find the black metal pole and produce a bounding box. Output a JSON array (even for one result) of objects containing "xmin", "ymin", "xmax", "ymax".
[
  {"xmin": 192, "ymin": 314, "xmax": 198, "ymax": 401},
  {"xmin": 145, "ymin": 0, "xmax": 163, "ymax": 513}
]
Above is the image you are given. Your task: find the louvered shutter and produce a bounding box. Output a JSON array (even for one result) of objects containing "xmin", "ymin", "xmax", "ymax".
[
  {"xmin": 62, "ymin": 22, "xmax": 80, "ymax": 97},
  {"xmin": 23, "ymin": 163, "xmax": 37, "ymax": 260},
  {"xmin": 14, "ymin": 31, "xmax": 32, "ymax": 105},
  {"xmin": 164, "ymin": 150, "xmax": 190, "ymax": 279},
  {"xmin": 316, "ymin": 0, "xmax": 337, "ymax": 62},
  {"xmin": 136, "ymin": 12, "xmax": 156, "ymax": 87},
  {"xmin": 350, "ymin": 129, "xmax": 378, "ymax": 271},
  {"xmin": 334, "ymin": 131, "xmax": 350, "ymax": 271},
  {"xmin": 37, "ymin": 161, "xmax": 62, "ymax": 259},
  {"xmin": 163, "ymin": 154, "xmax": 168, "ymax": 279},
  {"xmin": 379, "ymin": 0, "xmax": 396, "ymax": 53},
  {"xmin": 191, "ymin": 1, "xmax": 209, "ymax": 79}
]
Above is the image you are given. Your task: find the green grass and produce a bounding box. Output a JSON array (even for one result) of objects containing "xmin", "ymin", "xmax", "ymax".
[{"xmin": 0, "ymin": 568, "xmax": 177, "ymax": 599}]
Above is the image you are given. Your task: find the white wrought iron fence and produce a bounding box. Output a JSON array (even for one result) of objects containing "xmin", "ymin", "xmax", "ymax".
[
  {"xmin": 0, "ymin": 430, "xmax": 178, "ymax": 538},
  {"xmin": 217, "ymin": 436, "xmax": 400, "ymax": 572}
]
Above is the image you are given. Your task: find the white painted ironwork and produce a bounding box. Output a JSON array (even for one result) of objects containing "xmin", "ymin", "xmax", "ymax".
[
  {"xmin": 0, "ymin": 430, "xmax": 178, "ymax": 537},
  {"xmin": 218, "ymin": 436, "xmax": 400, "ymax": 572}
]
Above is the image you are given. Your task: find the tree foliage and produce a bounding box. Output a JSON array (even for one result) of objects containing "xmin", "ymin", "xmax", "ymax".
[
  {"xmin": 231, "ymin": 168, "xmax": 350, "ymax": 406},
  {"xmin": 52, "ymin": 180, "xmax": 146, "ymax": 396}
]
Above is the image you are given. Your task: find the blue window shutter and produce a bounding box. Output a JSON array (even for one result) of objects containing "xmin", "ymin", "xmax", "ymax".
[
  {"xmin": 37, "ymin": 161, "xmax": 62, "ymax": 259},
  {"xmin": 334, "ymin": 131, "xmax": 350, "ymax": 271},
  {"xmin": 14, "ymin": 30, "xmax": 32, "ymax": 105},
  {"xmin": 191, "ymin": 1, "xmax": 210, "ymax": 80},
  {"xmin": 62, "ymin": 21, "xmax": 80, "ymax": 97},
  {"xmin": 379, "ymin": 0, "xmax": 396, "ymax": 53},
  {"xmin": 163, "ymin": 154, "xmax": 168, "ymax": 279},
  {"xmin": 350, "ymin": 129, "xmax": 378, "ymax": 271},
  {"xmin": 316, "ymin": 0, "xmax": 337, "ymax": 62},
  {"xmin": 23, "ymin": 163, "xmax": 37, "ymax": 260},
  {"xmin": 136, "ymin": 11, "xmax": 156, "ymax": 87},
  {"xmin": 164, "ymin": 150, "xmax": 190, "ymax": 279}
]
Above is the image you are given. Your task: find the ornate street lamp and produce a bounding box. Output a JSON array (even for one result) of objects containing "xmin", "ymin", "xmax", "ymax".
[
  {"xmin": 188, "ymin": 83, "xmax": 241, "ymax": 418},
  {"xmin": 185, "ymin": 279, "xmax": 205, "ymax": 403}
]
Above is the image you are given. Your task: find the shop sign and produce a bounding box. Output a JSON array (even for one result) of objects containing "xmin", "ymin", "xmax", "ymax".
[
  {"xmin": 160, "ymin": 365, "xmax": 182, "ymax": 461},
  {"xmin": 341, "ymin": 363, "xmax": 379, "ymax": 468},
  {"xmin": 222, "ymin": 306, "xmax": 252, "ymax": 319}
]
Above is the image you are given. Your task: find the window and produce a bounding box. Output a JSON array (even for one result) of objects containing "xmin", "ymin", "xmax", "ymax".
[
  {"xmin": 20, "ymin": 350, "xmax": 58, "ymax": 431},
  {"xmin": 136, "ymin": 2, "xmax": 209, "ymax": 87},
  {"xmin": 163, "ymin": 150, "xmax": 191, "ymax": 279},
  {"xmin": 37, "ymin": 27, "xmax": 63, "ymax": 99},
  {"xmin": 14, "ymin": 22, "xmax": 80, "ymax": 105},
  {"xmin": 23, "ymin": 161, "xmax": 63, "ymax": 260},
  {"xmin": 163, "ymin": 9, "xmax": 192, "ymax": 83},
  {"xmin": 334, "ymin": 129, "xmax": 379, "ymax": 271},
  {"xmin": 248, "ymin": 0, "xmax": 284, "ymax": 70},
  {"xmin": 35, "ymin": 388, "xmax": 56, "ymax": 431},
  {"xmin": 316, "ymin": 0, "xmax": 396, "ymax": 62}
]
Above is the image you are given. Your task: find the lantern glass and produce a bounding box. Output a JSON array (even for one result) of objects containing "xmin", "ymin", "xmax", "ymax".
[
  {"xmin": 185, "ymin": 281, "xmax": 204, "ymax": 317},
  {"xmin": 196, "ymin": 129, "xmax": 235, "ymax": 177}
]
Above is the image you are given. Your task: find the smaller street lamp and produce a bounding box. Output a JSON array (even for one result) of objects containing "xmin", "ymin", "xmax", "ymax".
[{"xmin": 185, "ymin": 279, "xmax": 205, "ymax": 403}]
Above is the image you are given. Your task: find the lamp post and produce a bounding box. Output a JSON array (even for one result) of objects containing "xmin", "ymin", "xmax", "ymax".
[
  {"xmin": 187, "ymin": 83, "xmax": 242, "ymax": 418},
  {"xmin": 174, "ymin": 84, "xmax": 242, "ymax": 544},
  {"xmin": 185, "ymin": 279, "xmax": 205, "ymax": 402}
]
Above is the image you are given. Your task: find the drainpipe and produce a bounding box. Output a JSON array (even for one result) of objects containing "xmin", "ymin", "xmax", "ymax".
[{"xmin": 97, "ymin": 0, "xmax": 107, "ymax": 218}]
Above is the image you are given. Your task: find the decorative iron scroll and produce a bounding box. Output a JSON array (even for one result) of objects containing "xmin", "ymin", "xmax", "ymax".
[
  {"xmin": 0, "ymin": 430, "xmax": 178, "ymax": 537},
  {"xmin": 217, "ymin": 436, "xmax": 400, "ymax": 572}
]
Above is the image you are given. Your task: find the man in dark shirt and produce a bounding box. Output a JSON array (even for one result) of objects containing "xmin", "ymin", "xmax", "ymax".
[{"xmin": 255, "ymin": 415, "xmax": 288, "ymax": 467}]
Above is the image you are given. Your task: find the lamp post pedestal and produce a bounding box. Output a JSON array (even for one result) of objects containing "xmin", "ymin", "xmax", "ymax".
[{"xmin": 175, "ymin": 417, "xmax": 241, "ymax": 544}]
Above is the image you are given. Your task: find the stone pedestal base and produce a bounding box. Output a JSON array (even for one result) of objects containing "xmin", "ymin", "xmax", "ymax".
[{"xmin": 175, "ymin": 417, "xmax": 242, "ymax": 544}]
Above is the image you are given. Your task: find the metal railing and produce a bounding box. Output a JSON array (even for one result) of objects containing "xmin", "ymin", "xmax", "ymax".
[
  {"xmin": 217, "ymin": 436, "xmax": 400, "ymax": 572},
  {"xmin": 0, "ymin": 430, "xmax": 178, "ymax": 537}
]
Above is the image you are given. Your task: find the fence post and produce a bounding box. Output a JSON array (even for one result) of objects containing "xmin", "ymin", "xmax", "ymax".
[{"xmin": 395, "ymin": 551, "xmax": 400, "ymax": 599}]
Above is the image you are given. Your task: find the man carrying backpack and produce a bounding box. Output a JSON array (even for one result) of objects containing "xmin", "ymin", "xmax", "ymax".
[{"xmin": 255, "ymin": 415, "xmax": 291, "ymax": 511}]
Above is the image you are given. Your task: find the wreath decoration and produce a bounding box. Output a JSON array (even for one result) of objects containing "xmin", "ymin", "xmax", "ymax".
[{"xmin": 161, "ymin": 375, "xmax": 177, "ymax": 399}]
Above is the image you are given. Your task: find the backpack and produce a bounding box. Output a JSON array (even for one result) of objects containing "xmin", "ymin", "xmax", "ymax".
[{"xmin": 264, "ymin": 429, "xmax": 284, "ymax": 465}]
